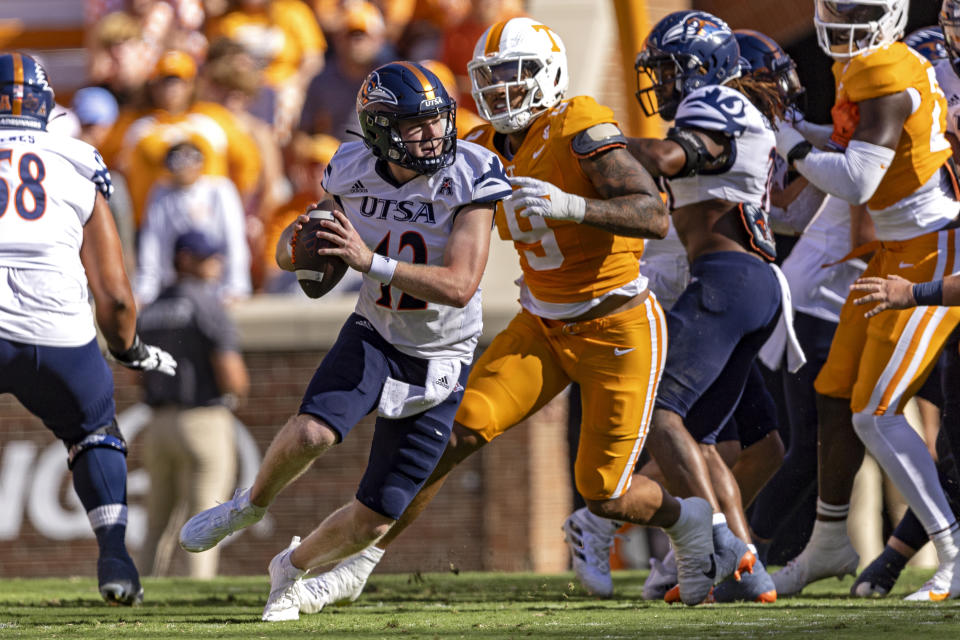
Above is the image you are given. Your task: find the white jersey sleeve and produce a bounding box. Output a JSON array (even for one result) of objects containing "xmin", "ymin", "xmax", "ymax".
[
  {"xmin": 666, "ymin": 85, "xmax": 777, "ymax": 209},
  {"xmin": 0, "ymin": 129, "xmax": 105, "ymax": 346},
  {"xmin": 323, "ymin": 140, "xmax": 510, "ymax": 362},
  {"xmin": 936, "ymin": 59, "xmax": 960, "ymax": 139}
]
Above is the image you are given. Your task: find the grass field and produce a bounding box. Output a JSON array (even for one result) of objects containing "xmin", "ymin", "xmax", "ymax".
[{"xmin": 1, "ymin": 568, "xmax": 959, "ymax": 639}]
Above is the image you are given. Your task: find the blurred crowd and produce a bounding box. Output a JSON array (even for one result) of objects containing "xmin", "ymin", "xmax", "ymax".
[{"xmin": 60, "ymin": 0, "xmax": 524, "ymax": 303}]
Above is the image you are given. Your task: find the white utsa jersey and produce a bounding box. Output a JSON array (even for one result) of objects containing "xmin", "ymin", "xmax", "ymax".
[
  {"xmin": 936, "ymin": 59, "xmax": 960, "ymax": 139},
  {"xmin": 666, "ymin": 84, "xmax": 776, "ymax": 209},
  {"xmin": 322, "ymin": 140, "xmax": 511, "ymax": 362},
  {"xmin": 0, "ymin": 128, "xmax": 107, "ymax": 347}
]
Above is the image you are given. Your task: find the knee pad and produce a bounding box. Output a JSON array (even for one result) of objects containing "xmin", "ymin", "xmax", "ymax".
[{"xmin": 67, "ymin": 420, "xmax": 127, "ymax": 470}]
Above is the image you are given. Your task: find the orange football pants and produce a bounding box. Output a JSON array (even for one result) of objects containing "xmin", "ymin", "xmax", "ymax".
[
  {"xmin": 455, "ymin": 295, "xmax": 667, "ymax": 501},
  {"xmin": 815, "ymin": 228, "xmax": 960, "ymax": 414}
]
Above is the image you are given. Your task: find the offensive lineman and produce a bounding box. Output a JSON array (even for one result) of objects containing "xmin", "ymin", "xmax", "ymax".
[{"xmin": 0, "ymin": 52, "xmax": 177, "ymax": 605}]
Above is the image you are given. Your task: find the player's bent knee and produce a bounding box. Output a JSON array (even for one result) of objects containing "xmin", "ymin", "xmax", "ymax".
[{"xmin": 287, "ymin": 413, "xmax": 338, "ymax": 453}]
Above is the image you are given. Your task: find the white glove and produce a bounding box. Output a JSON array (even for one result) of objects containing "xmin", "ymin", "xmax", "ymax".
[
  {"xmin": 507, "ymin": 176, "xmax": 586, "ymax": 223},
  {"xmin": 109, "ymin": 335, "xmax": 178, "ymax": 376},
  {"xmin": 774, "ymin": 118, "xmax": 809, "ymax": 161}
]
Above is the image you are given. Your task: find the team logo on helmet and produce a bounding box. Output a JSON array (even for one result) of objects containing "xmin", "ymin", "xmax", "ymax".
[{"xmin": 359, "ymin": 72, "xmax": 398, "ymax": 108}]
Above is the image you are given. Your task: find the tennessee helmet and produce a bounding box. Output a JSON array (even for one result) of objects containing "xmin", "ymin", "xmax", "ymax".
[
  {"xmin": 814, "ymin": 0, "xmax": 908, "ymax": 59},
  {"xmin": 0, "ymin": 52, "xmax": 54, "ymax": 131},
  {"xmin": 356, "ymin": 61, "xmax": 457, "ymax": 175},
  {"xmin": 941, "ymin": 0, "xmax": 960, "ymax": 74},
  {"xmin": 467, "ymin": 17, "xmax": 569, "ymax": 134},
  {"xmin": 635, "ymin": 11, "xmax": 741, "ymax": 121},
  {"xmin": 734, "ymin": 29, "xmax": 805, "ymax": 107},
  {"xmin": 903, "ymin": 26, "xmax": 949, "ymax": 64}
]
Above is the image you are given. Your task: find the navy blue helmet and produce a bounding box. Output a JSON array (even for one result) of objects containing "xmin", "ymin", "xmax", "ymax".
[
  {"xmin": 635, "ymin": 11, "xmax": 742, "ymax": 121},
  {"xmin": 735, "ymin": 29, "xmax": 805, "ymax": 107},
  {"xmin": 904, "ymin": 26, "xmax": 949, "ymax": 64},
  {"xmin": 356, "ymin": 61, "xmax": 457, "ymax": 175},
  {"xmin": 0, "ymin": 52, "xmax": 54, "ymax": 131}
]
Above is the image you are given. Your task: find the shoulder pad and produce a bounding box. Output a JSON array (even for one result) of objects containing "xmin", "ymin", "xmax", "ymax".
[
  {"xmin": 675, "ymin": 86, "xmax": 748, "ymax": 136},
  {"xmin": 841, "ymin": 43, "xmax": 917, "ymax": 102},
  {"xmin": 557, "ymin": 96, "xmax": 619, "ymax": 139},
  {"xmin": 571, "ymin": 123, "xmax": 627, "ymax": 159}
]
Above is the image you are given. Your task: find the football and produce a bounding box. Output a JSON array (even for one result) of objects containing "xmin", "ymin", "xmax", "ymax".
[{"xmin": 292, "ymin": 207, "xmax": 349, "ymax": 298}]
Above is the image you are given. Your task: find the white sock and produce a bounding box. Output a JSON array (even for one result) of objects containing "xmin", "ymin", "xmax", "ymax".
[
  {"xmin": 931, "ymin": 523, "xmax": 960, "ymax": 565},
  {"xmin": 852, "ymin": 412, "xmax": 954, "ymax": 534},
  {"xmin": 712, "ymin": 512, "xmax": 727, "ymax": 527},
  {"xmin": 809, "ymin": 518, "xmax": 848, "ymax": 546},
  {"xmin": 282, "ymin": 550, "xmax": 307, "ymax": 579}
]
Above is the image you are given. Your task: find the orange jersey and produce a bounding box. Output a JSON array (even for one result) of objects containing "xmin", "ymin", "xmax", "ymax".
[
  {"xmin": 125, "ymin": 102, "xmax": 261, "ymax": 225},
  {"xmin": 462, "ymin": 96, "xmax": 643, "ymax": 304},
  {"xmin": 830, "ymin": 42, "xmax": 951, "ymax": 211}
]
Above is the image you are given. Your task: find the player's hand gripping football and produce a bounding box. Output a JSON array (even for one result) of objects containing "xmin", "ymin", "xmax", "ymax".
[
  {"xmin": 109, "ymin": 335, "xmax": 178, "ymax": 376},
  {"xmin": 851, "ymin": 274, "xmax": 916, "ymax": 318},
  {"xmin": 508, "ymin": 176, "xmax": 586, "ymax": 223},
  {"xmin": 314, "ymin": 209, "xmax": 374, "ymax": 272}
]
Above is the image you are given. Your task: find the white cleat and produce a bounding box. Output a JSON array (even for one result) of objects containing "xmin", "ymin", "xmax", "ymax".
[
  {"xmin": 771, "ymin": 538, "xmax": 859, "ymax": 597},
  {"xmin": 642, "ymin": 548, "xmax": 677, "ymax": 601},
  {"xmin": 299, "ymin": 552, "xmax": 371, "ymax": 614},
  {"xmin": 561, "ymin": 507, "xmax": 618, "ymax": 597},
  {"xmin": 180, "ymin": 488, "xmax": 266, "ymax": 552},
  {"xmin": 262, "ymin": 536, "xmax": 306, "ymax": 622},
  {"xmin": 667, "ymin": 497, "xmax": 716, "ymax": 606}
]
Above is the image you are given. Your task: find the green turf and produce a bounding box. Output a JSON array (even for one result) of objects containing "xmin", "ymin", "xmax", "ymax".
[{"xmin": 1, "ymin": 568, "xmax": 959, "ymax": 639}]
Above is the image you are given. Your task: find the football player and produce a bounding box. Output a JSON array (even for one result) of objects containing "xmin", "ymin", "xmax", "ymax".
[
  {"xmin": 178, "ymin": 61, "xmax": 512, "ymax": 622},
  {"xmin": 293, "ymin": 17, "xmax": 725, "ymax": 608},
  {"xmin": 847, "ymin": 7, "xmax": 960, "ymax": 599},
  {"xmin": 627, "ymin": 11, "xmax": 793, "ymax": 604},
  {"xmin": 772, "ymin": 0, "xmax": 960, "ymax": 601},
  {"xmin": 0, "ymin": 52, "xmax": 177, "ymax": 605}
]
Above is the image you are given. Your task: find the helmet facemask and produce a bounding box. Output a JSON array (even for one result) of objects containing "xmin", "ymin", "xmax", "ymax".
[
  {"xmin": 815, "ymin": 0, "xmax": 907, "ymax": 59},
  {"xmin": 470, "ymin": 56, "xmax": 554, "ymax": 134},
  {"xmin": 360, "ymin": 104, "xmax": 457, "ymax": 175},
  {"xmin": 635, "ymin": 51, "xmax": 685, "ymax": 121}
]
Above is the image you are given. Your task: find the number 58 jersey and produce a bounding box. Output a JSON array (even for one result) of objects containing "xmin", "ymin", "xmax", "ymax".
[
  {"xmin": 0, "ymin": 129, "xmax": 107, "ymax": 347},
  {"xmin": 323, "ymin": 139, "xmax": 511, "ymax": 362}
]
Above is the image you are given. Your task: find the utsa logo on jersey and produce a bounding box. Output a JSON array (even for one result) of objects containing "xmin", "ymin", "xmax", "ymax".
[{"xmin": 357, "ymin": 196, "xmax": 436, "ymax": 223}]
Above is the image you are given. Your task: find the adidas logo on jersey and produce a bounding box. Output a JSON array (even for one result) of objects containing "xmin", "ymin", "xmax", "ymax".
[
  {"xmin": 435, "ymin": 375, "xmax": 450, "ymax": 389},
  {"xmin": 350, "ymin": 180, "xmax": 368, "ymax": 193}
]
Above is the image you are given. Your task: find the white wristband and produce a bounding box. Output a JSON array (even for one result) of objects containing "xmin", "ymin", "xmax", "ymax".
[{"xmin": 368, "ymin": 253, "xmax": 398, "ymax": 283}]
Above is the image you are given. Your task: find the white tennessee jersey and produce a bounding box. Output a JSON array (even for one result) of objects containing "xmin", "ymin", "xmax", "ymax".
[
  {"xmin": 0, "ymin": 128, "xmax": 106, "ymax": 347},
  {"xmin": 666, "ymin": 84, "xmax": 776, "ymax": 209},
  {"xmin": 323, "ymin": 140, "xmax": 511, "ymax": 362}
]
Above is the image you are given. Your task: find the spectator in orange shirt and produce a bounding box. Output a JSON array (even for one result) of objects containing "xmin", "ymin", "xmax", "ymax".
[
  {"xmin": 122, "ymin": 50, "xmax": 261, "ymax": 226},
  {"xmin": 206, "ymin": 0, "xmax": 326, "ymax": 141}
]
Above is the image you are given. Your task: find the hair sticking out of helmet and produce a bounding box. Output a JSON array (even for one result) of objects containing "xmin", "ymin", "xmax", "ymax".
[
  {"xmin": 734, "ymin": 29, "xmax": 805, "ymax": 110},
  {"xmin": 0, "ymin": 52, "xmax": 55, "ymax": 131},
  {"xmin": 903, "ymin": 26, "xmax": 949, "ymax": 64},
  {"xmin": 356, "ymin": 61, "xmax": 457, "ymax": 175},
  {"xmin": 468, "ymin": 17, "xmax": 569, "ymax": 134},
  {"xmin": 635, "ymin": 11, "xmax": 741, "ymax": 122},
  {"xmin": 940, "ymin": 1, "xmax": 960, "ymax": 75},
  {"xmin": 814, "ymin": 0, "xmax": 908, "ymax": 59}
]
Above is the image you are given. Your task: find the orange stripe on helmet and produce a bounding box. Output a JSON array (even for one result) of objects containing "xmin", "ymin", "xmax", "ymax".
[
  {"xmin": 484, "ymin": 21, "xmax": 508, "ymax": 56},
  {"xmin": 397, "ymin": 61, "xmax": 435, "ymax": 100},
  {"xmin": 11, "ymin": 53, "xmax": 23, "ymax": 116}
]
